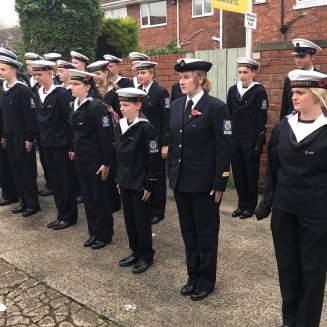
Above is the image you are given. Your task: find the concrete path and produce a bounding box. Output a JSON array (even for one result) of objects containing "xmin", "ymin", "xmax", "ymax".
[{"xmin": 0, "ymin": 187, "xmax": 326, "ymax": 327}]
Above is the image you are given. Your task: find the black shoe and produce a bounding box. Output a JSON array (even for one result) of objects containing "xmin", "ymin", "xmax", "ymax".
[
  {"xmin": 151, "ymin": 216, "xmax": 163, "ymax": 225},
  {"xmin": 12, "ymin": 205, "xmax": 26, "ymax": 214},
  {"xmin": 254, "ymin": 204, "xmax": 271, "ymax": 220},
  {"xmin": 119, "ymin": 254, "xmax": 138, "ymax": 267},
  {"xmin": 190, "ymin": 289, "xmax": 213, "ymax": 301},
  {"xmin": 76, "ymin": 196, "xmax": 83, "ymax": 204},
  {"xmin": 52, "ymin": 220, "xmax": 76, "ymax": 230},
  {"xmin": 232, "ymin": 208, "xmax": 243, "ymax": 217},
  {"xmin": 0, "ymin": 198, "xmax": 18, "ymax": 206},
  {"xmin": 132, "ymin": 260, "xmax": 153, "ymax": 274},
  {"xmin": 239, "ymin": 210, "xmax": 253, "ymax": 219},
  {"xmin": 180, "ymin": 282, "xmax": 196, "ymax": 296},
  {"xmin": 84, "ymin": 236, "xmax": 96, "ymax": 247},
  {"xmin": 22, "ymin": 208, "xmax": 40, "ymax": 217},
  {"xmin": 39, "ymin": 188, "xmax": 53, "ymax": 197},
  {"xmin": 47, "ymin": 219, "xmax": 60, "ymax": 229},
  {"xmin": 91, "ymin": 239, "xmax": 111, "ymax": 250}
]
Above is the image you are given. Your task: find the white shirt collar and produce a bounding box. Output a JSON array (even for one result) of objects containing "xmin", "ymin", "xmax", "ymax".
[
  {"xmin": 288, "ymin": 112, "xmax": 327, "ymax": 142},
  {"xmin": 119, "ymin": 116, "xmax": 148, "ymax": 134},
  {"xmin": 74, "ymin": 97, "xmax": 93, "ymax": 111},
  {"xmin": 237, "ymin": 81, "xmax": 260, "ymax": 98},
  {"xmin": 186, "ymin": 89, "xmax": 204, "ymax": 109},
  {"xmin": 143, "ymin": 81, "xmax": 153, "ymax": 94},
  {"xmin": 3, "ymin": 80, "xmax": 27, "ymax": 91},
  {"xmin": 30, "ymin": 76, "xmax": 37, "ymax": 87},
  {"xmin": 38, "ymin": 84, "xmax": 58, "ymax": 103}
]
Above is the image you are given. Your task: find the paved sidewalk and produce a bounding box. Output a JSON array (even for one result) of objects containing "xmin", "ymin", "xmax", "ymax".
[
  {"xmin": 0, "ymin": 259, "xmax": 118, "ymax": 327},
  {"xmin": 0, "ymin": 187, "xmax": 326, "ymax": 327}
]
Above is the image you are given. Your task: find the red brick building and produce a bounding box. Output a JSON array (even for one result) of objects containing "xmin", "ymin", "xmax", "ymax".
[
  {"xmin": 101, "ymin": 0, "xmax": 245, "ymax": 51},
  {"xmin": 251, "ymin": 0, "xmax": 327, "ymax": 177},
  {"xmin": 253, "ymin": 0, "xmax": 327, "ymax": 129}
]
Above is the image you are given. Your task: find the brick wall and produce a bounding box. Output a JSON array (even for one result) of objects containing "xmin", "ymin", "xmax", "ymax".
[
  {"xmin": 127, "ymin": 0, "xmax": 245, "ymax": 51},
  {"xmin": 252, "ymin": 2, "xmax": 327, "ymax": 179},
  {"xmin": 253, "ymin": 1, "xmax": 327, "ymax": 43}
]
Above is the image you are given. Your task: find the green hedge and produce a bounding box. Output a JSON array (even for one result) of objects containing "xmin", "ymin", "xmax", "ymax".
[
  {"xmin": 16, "ymin": 0, "xmax": 102, "ymax": 60},
  {"xmin": 96, "ymin": 17, "xmax": 139, "ymax": 59}
]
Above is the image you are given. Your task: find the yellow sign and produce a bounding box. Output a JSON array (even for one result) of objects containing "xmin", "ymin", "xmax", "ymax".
[{"xmin": 211, "ymin": 0, "xmax": 249, "ymax": 14}]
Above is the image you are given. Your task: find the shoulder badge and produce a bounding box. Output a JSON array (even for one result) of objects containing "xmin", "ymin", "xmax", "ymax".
[{"xmin": 223, "ymin": 120, "xmax": 232, "ymax": 135}]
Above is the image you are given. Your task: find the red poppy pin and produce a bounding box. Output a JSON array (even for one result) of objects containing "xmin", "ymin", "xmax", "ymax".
[
  {"xmin": 318, "ymin": 78, "xmax": 327, "ymax": 89},
  {"xmin": 191, "ymin": 108, "xmax": 202, "ymax": 117}
]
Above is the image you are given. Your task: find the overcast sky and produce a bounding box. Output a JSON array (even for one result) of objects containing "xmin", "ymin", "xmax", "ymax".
[{"xmin": 0, "ymin": 0, "xmax": 19, "ymax": 27}]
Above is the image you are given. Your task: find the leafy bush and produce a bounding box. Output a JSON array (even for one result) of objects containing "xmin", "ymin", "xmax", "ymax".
[
  {"xmin": 96, "ymin": 17, "xmax": 139, "ymax": 59},
  {"xmin": 15, "ymin": 0, "xmax": 102, "ymax": 60},
  {"xmin": 145, "ymin": 40, "xmax": 186, "ymax": 56}
]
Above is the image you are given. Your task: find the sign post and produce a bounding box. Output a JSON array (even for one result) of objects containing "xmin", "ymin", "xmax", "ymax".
[{"xmin": 211, "ymin": 0, "xmax": 255, "ymax": 57}]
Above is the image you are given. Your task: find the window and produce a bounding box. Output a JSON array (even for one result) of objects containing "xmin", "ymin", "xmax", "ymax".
[
  {"xmin": 294, "ymin": 0, "xmax": 327, "ymax": 9},
  {"xmin": 104, "ymin": 7, "xmax": 127, "ymax": 19},
  {"xmin": 192, "ymin": 0, "xmax": 213, "ymax": 17},
  {"xmin": 140, "ymin": 1, "xmax": 167, "ymax": 28}
]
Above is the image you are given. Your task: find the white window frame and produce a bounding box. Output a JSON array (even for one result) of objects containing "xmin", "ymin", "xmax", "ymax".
[
  {"xmin": 192, "ymin": 0, "xmax": 214, "ymax": 18},
  {"xmin": 254, "ymin": 0, "xmax": 267, "ymax": 4},
  {"xmin": 293, "ymin": 0, "xmax": 327, "ymax": 9},
  {"xmin": 140, "ymin": 1, "xmax": 167, "ymax": 29},
  {"xmin": 104, "ymin": 7, "xmax": 127, "ymax": 19}
]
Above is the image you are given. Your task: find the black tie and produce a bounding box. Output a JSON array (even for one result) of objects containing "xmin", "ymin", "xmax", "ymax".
[{"xmin": 184, "ymin": 99, "xmax": 193, "ymax": 121}]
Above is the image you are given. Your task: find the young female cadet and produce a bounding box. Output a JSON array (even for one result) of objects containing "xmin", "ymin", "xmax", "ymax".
[
  {"xmin": 68, "ymin": 69, "xmax": 116, "ymax": 249},
  {"xmin": 115, "ymin": 88, "xmax": 161, "ymax": 274},
  {"xmin": 268, "ymin": 70, "xmax": 327, "ymax": 327},
  {"xmin": 168, "ymin": 58, "xmax": 231, "ymax": 301},
  {"xmin": 87, "ymin": 60, "xmax": 121, "ymax": 117}
]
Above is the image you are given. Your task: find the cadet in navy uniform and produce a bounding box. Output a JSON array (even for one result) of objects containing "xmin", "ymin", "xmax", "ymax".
[
  {"xmin": 103, "ymin": 54, "xmax": 131, "ymax": 88},
  {"xmin": 227, "ymin": 57, "xmax": 268, "ymax": 219},
  {"xmin": 69, "ymin": 69, "xmax": 116, "ymax": 249},
  {"xmin": 115, "ymin": 88, "xmax": 161, "ymax": 274},
  {"xmin": 87, "ymin": 60, "xmax": 121, "ymax": 117},
  {"xmin": 57, "ymin": 60, "xmax": 76, "ymax": 90},
  {"xmin": 32, "ymin": 60, "xmax": 77, "ymax": 230},
  {"xmin": 25, "ymin": 52, "xmax": 43, "ymax": 90},
  {"xmin": 128, "ymin": 52, "xmax": 150, "ymax": 88},
  {"xmin": 280, "ymin": 39, "xmax": 321, "ymax": 120},
  {"xmin": 168, "ymin": 58, "xmax": 231, "ymax": 301},
  {"xmin": 136, "ymin": 61, "xmax": 170, "ymax": 224},
  {"xmin": 43, "ymin": 53, "xmax": 62, "ymax": 85},
  {"xmin": 268, "ymin": 70, "xmax": 327, "ymax": 327},
  {"xmin": 70, "ymin": 51, "xmax": 89, "ymax": 72},
  {"xmin": 255, "ymin": 38, "xmax": 321, "ymax": 220},
  {"xmin": 0, "ymin": 56, "xmax": 40, "ymax": 216}
]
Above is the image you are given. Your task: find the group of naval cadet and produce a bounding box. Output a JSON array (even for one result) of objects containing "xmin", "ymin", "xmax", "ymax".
[{"xmin": 0, "ymin": 36, "xmax": 326, "ymax": 326}]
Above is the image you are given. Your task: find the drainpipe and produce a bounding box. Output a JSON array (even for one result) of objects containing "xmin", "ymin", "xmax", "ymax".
[{"xmin": 176, "ymin": 0, "xmax": 180, "ymax": 47}]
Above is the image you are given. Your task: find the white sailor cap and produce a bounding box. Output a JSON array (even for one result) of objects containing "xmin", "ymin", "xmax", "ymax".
[
  {"xmin": 103, "ymin": 54, "xmax": 122, "ymax": 63},
  {"xmin": 87, "ymin": 60, "xmax": 109, "ymax": 72},
  {"xmin": 43, "ymin": 52, "xmax": 62, "ymax": 62},
  {"xmin": 116, "ymin": 87, "xmax": 147, "ymax": 102},
  {"xmin": 24, "ymin": 52, "xmax": 43, "ymax": 61},
  {"xmin": 70, "ymin": 51, "xmax": 89, "ymax": 63},
  {"xmin": 292, "ymin": 38, "xmax": 321, "ymax": 56},
  {"xmin": 134, "ymin": 61, "xmax": 158, "ymax": 70},
  {"xmin": 57, "ymin": 60, "xmax": 76, "ymax": 69},
  {"xmin": 237, "ymin": 57, "xmax": 259, "ymax": 70},
  {"xmin": 129, "ymin": 52, "xmax": 150, "ymax": 62},
  {"xmin": 0, "ymin": 48, "xmax": 17, "ymax": 60},
  {"xmin": 31, "ymin": 60, "xmax": 56, "ymax": 71},
  {"xmin": 288, "ymin": 69, "xmax": 327, "ymax": 89},
  {"xmin": 0, "ymin": 56, "xmax": 22, "ymax": 69},
  {"xmin": 174, "ymin": 58, "xmax": 212, "ymax": 72},
  {"xmin": 67, "ymin": 69, "xmax": 96, "ymax": 83}
]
